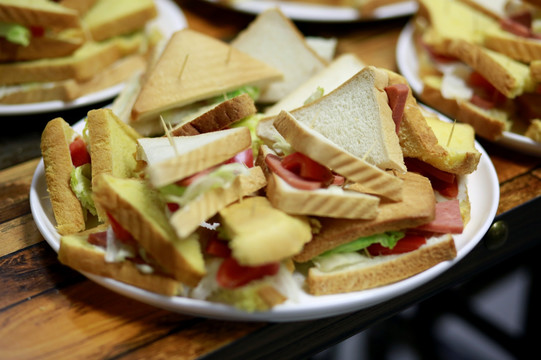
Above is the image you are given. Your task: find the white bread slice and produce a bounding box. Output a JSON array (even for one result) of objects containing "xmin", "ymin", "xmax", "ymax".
[
  {"xmin": 92, "ymin": 174, "xmax": 206, "ymax": 286},
  {"xmin": 219, "ymin": 196, "xmax": 312, "ymax": 266},
  {"xmin": 307, "ymin": 234, "xmax": 456, "ymax": 295},
  {"xmin": 260, "ymin": 144, "xmax": 380, "ymax": 219},
  {"xmin": 294, "ymin": 171, "xmax": 435, "ymax": 262},
  {"xmin": 272, "ymin": 111, "xmax": 403, "ymax": 201},
  {"xmin": 86, "ymin": 108, "xmax": 142, "ymax": 221},
  {"xmin": 58, "ymin": 0, "xmax": 98, "ymax": 15},
  {"xmin": 137, "ymin": 127, "xmax": 252, "ymax": 188},
  {"xmin": 58, "ymin": 225, "xmax": 184, "ymax": 296},
  {"xmin": 169, "ymin": 166, "xmax": 267, "ymax": 238},
  {"xmin": 82, "ymin": 0, "xmax": 157, "ymax": 41},
  {"xmin": 131, "ymin": 28, "xmax": 283, "ymax": 122},
  {"xmin": 286, "ymin": 66, "xmax": 406, "ymax": 173},
  {"xmin": 40, "ymin": 117, "xmax": 86, "ymax": 235},
  {"xmin": 231, "ymin": 8, "xmax": 327, "ymax": 103},
  {"xmin": 257, "ymin": 53, "xmax": 365, "ymax": 150}
]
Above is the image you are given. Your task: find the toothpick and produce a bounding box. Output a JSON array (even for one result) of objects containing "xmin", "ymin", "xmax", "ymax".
[
  {"xmin": 446, "ymin": 119, "xmax": 457, "ymax": 147},
  {"xmin": 362, "ymin": 140, "xmax": 377, "ymax": 162},
  {"xmin": 226, "ymin": 46, "xmax": 232, "ymax": 65},
  {"xmin": 178, "ymin": 54, "xmax": 189, "ymax": 80},
  {"xmin": 161, "ymin": 116, "xmax": 179, "ymax": 156}
]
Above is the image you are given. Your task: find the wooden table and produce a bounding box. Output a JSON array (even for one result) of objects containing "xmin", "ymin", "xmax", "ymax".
[{"xmin": 1, "ymin": 1, "xmax": 540, "ymax": 359}]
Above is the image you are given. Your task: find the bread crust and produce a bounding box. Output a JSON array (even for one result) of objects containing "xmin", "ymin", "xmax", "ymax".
[
  {"xmin": 93, "ymin": 174, "xmax": 206, "ymax": 287},
  {"xmin": 40, "ymin": 117, "xmax": 86, "ymax": 235},
  {"xmin": 294, "ymin": 172, "xmax": 435, "ymax": 262},
  {"xmin": 58, "ymin": 226, "xmax": 183, "ymax": 296},
  {"xmin": 307, "ymin": 234, "xmax": 456, "ymax": 295},
  {"xmin": 169, "ymin": 166, "xmax": 268, "ymax": 238},
  {"xmin": 273, "ymin": 110, "xmax": 404, "ymax": 201},
  {"xmin": 170, "ymin": 94, "xmax": 257, "ymax": 136}
]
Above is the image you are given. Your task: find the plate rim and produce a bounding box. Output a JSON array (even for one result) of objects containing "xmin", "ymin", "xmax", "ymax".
[{"xmin": 201, "ymin": 0, "xmax": 418, "ymax": 22}]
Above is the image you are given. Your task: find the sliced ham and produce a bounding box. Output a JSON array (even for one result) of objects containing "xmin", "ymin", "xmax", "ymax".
[
  {"xmin": 384, "ymin": 83, "xmax": 409, "ymax": 133},
  {"xmin": 415, "ymin": 199, "xmax": 464, "ymax": 234}
]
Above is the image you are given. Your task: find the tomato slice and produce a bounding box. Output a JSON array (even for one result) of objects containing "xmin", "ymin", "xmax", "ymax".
[
  {"xmin": 29, "ymin": 26, "xmax": 45, "ymax": 38},
  {"xmin": 367, "ymin": 234, "xmax": 426, "ymax": 256},
  {"xmin": 69, "ymin": 137, "xmax": 91, "ymax": 167},
  {"xmin": 175, "ymin": 167, "xmax": 215, "ymax": 187},
  {"xmin": 216, "ymin": 257, "xmax": 280, "ymax": 289},
  {"xmin": 226, "ymin": 148, "xmax": 254, "ymax": 168},
  {"xmin": 107, "ymin": 213, "xmax": 136, "ymax": 245},
  {"xmin": 281, "ymin": 152, "xmax": 333, "ymax": 183},
  {"xmin": 205, "ymin": 238, "xmax": 232, "ymax": 258},
  {"xmin": 265, "ymin": 154, "xmax": 323, "ymax": 190},
  {"xmin": 431, "ymin": 175, "xmax": 459, "ymax": 198}
]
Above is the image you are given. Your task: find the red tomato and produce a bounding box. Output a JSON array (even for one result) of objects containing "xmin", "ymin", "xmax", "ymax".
[
  {"xmin": 69, "ymin": 137, "xmax": 91, "ymax": 167},
  {"xmin": 29, "ymin": 26, "xmax": 45, "ymax": 38},
  {"xmin": 87, "ymin": 231, "xmax": 107, "ymax": 247},
  {"xmin": 107, "ymin": 213, "xmax": 136, "ymax": 245},
  {"xmin": 205, "ymin": 238, "xmax": 232, "ymax": 258},
  {"xmin": 226, "ymin": 148, "xmax": 254, "ymax": 168},
  {"xmin": 216, "ymin": 258, "xmax": 280, "ymax": 289},
  {"xmin": 431, "ymin": 176, "xmax": 459, "ymax": 198},
  {"xmin": 265, "ymin": 154, "xmax": 323, "ymax": 190},
  {"xmin": 281, "ymin": 152, "xmax": 334, "ymax": 183},
  {"xmin": 175, "ymin": 167, "xmax": 215, "ymax": 186},
  {"xmin": 367, "ymin": 234, "xmax": 426, "ymax": 256},
  {"xmin": 167, "ymin": 202, "xmax": 180, "ymax": 213}
]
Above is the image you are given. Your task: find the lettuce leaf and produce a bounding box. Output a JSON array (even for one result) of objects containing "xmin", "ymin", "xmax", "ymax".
[
  {"xmin": 0, "ymin": 22, "xmax": 30, "ymax": 46},
  {"xmin": 318, "ymin": 231, "xmax": 405, "ymax": 257},
  {"xmin": 70, "ymin": 163, "xmax": 97, "ymax": 216}
]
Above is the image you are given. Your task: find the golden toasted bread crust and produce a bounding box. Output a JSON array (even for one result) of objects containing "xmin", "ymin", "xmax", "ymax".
[
  {"xmin": 170, "ymin": 94, "xmax": 257, "ymax": 136},
  {"xmin": 58, "ymin": 226, "xmax": 183, "ymax": 296},
  {"xmin": 93, "ymin": 174, "xmax": 205, "ymax": 286},
  {"xmin": 294, "ymin": 172, "xmax": 436, "ymax": 262},
  {"xmin": 307, "ymin": 234, "xmax": 457, "ymax": 295},
  {"xmin": 40, "ymin": 117, "xmax": 86, "ymax": 235}
]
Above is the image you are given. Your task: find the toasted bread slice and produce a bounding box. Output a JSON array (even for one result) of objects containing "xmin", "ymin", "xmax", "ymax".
[
  {"xmin": 294, "ymin": 172, "xmax": 436, "ymax": 262},
  {"xmin": 137, "ymin": 127, "xmax": 252, "ymax": 188},
  {"xmin": 58, "ymin": 0, "xmax": 98, "ymax": 15},
  {"xmin": 218, "ymin": 196, "xmax": 312, "ymax": 266},
  {"xmin": 307, "ymin": 234, "xmax": 456, "ymax": 295},
  {"xmin": 286, "ymin": 66, "xmax": 406, "ymax": 172},
  {"xmin": 169, "ymin": 166, "xmax": 267, "ymax": 238},
  {"xmin": 82, "ymin": 0, "xmax": 157, "ymax": 41},
  {"xmin": 40, "ymin": 117, "xmax": 87, "ymax": 235},
  {"xmin": 93, "ymin": 174, "xmax": 206, "ymax": 286},
  {"xmin": 131, "ymin": 28, "xmax": 283, "ymax": 122},
  {"xmin": 86, "ymin": 108, "xmax": 142, "ymax": 220},
  {"xmin": 0, "ymin": 54, "xmax": 146, "ymax": 104},
  {"xmin": 272, "ymin": 111, "xmax": 403, "ymax": 201},
  {"xmin": 170, "ymin": 93, "xmax": 257, "ymax": 136},
  {"xmin": 58, "ymin": 225, "xmax": 184, "ymax": 296},
  {"xmin": 0, "ymin": 31, "xmax": 147, "ymax": 85},
  {"xmin": 231, "ymin": 8, "xmax": 327, "ymax": 103}
]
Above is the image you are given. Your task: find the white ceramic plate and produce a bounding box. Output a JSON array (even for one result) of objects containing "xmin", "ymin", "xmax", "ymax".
[
  {"xmin": 0, "ymin": 0, "xmax": 186, "ymax": 116},
  {"xmin": 202, "ymin": 0, "xmax": 417, "ymax": 22},
  {"xmin": 30, "ymin": 113, "xmax": 499, "ymax": 322},
  {"xmin": 396, "ymin": 21, "xmax": 541, "ymax": 157}
]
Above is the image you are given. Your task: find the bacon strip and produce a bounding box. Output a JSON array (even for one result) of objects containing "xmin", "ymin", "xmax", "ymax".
[{"xmin": 385, "ymin": 83, "xmax": 409, "ymax": 133}]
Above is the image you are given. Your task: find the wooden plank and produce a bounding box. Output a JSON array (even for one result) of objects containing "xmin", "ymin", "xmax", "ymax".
[
  {"xmin": 0, "ymin": 280, "xmax": 263, "ymax": 360},
  {"xmin": 0, "ymin": 158, "xmax": 39, "ymax": 223},
  {"xmin": 0, "ymin": 241, "xmax": 82, "ymax": 309},
  {"xmin": 498, "ymin": 173, "xmax": 541, "ymax": 214},
  {"xmin": 0, "ymin": 214, "xmax": 44, "ymax": 257}
]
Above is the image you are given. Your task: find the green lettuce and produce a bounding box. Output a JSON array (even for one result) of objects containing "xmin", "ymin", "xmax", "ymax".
[
  {"xmin": 70, "ymin": 163, "xmax": 97, "ymax": 216},
  {"xmin": 0, "ymin": 22, "xmax": 30, "ymax": 46},
  {"xmin": 319, "ymin": 231, "xmax": 405, "ymax": 257}
]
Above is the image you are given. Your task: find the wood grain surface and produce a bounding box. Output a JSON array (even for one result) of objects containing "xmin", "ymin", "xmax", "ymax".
[{"xmin": 0, "ymin": 1, "xmax": 540, "ymax": 359}]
